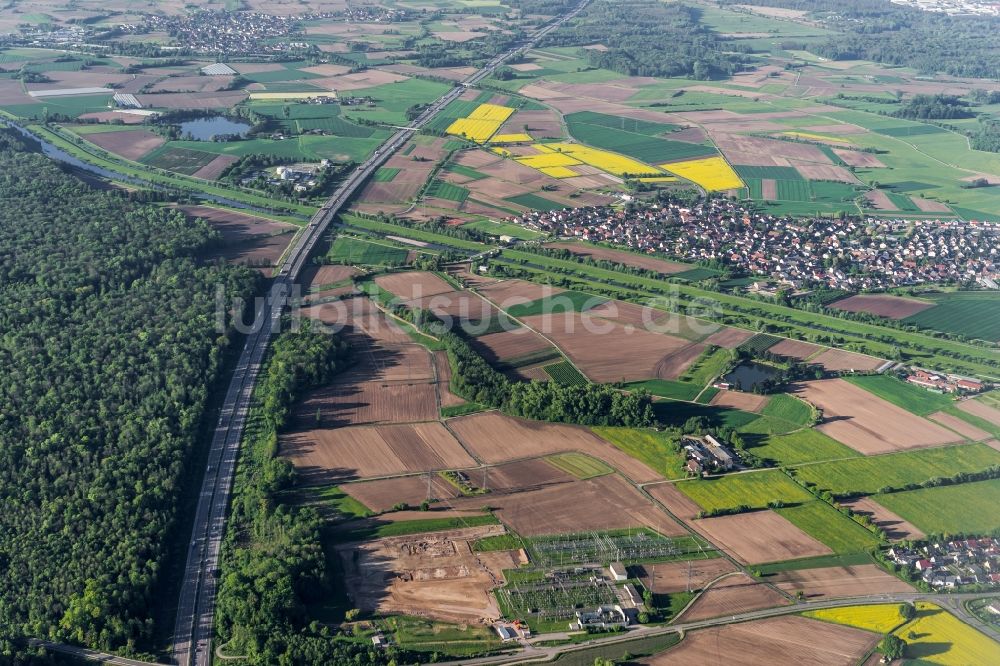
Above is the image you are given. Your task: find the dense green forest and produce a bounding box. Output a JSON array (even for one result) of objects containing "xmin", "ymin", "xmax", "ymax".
[
  {"xmin": 892, "ymin": 94, "xmax": 973, "ymax": 120},
  {"xmin": 544, "ymin": 0, "xmax": 750, "ymax": 79},
  {"xmin": 0, "ymin": 129, "xmax": 257, "ymax": 655},
  {"xmin": 718, "ymin": 0, "xmax": 1000, "ymax": 78}
]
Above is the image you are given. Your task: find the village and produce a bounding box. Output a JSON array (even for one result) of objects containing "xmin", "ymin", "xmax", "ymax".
[
  {"xmin": 888, "ymin": 538, "xmax": 1000, "ymax": 589},
  {"xmin": 512, "ymin": 199, "xmax": 1000, "ymax": 292}
]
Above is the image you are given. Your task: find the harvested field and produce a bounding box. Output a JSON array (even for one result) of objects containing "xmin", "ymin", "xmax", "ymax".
[
  {"xmin": 830, "ymin": 294, "xmax": 933, "ymax": 320},
  {"xmin": 704, "ymin": 327, "xmax": 754, "ymax": 349},
  {"xmin": 693, "ymin": 511, "xmax": 832, "ymax": 564},
  {"xmin": 643, "ymin": 615, "xmax": 879, "ymax": 666},
  {"xmin": 176, "ymin": 205, "xmax": 294, "ymax": 271},
  {"xmin": 911, "ymin": 196, "xmax": 952, "ymax": 213},
  {"xmin": 761, "ymin": 178, "xmax": 778, "ymax": 199},
  {"xmin": 470, "ymin": 329, "xmax": 554, "ymax": 364},
  {"xmin": 85, "ymin": 128, "xmax": 164, "ymax": 160},
  {"xmin": 584, "ymin": 300, "xmax": 672, "ymax": 330},
  {"xmin": 135, "ymin": 91, "xmax": 247, "ymax": 109},
  {"xmin": 492, "ymin": 474, "xmax": 685, "ymax": 537},
  {"xmin": 832, "ymin": 149, "xmax": 886, "ymax": 168},
  {"xmin": 546, "ymin": 242, "xmax": 689, "ymax": 274},
  {"xmin": 810, "ymin": 348, "xmax": 885, "ymax": 372},
  {"xmin": 448, "ymin": 412, "xmax": 663, "ymax": 484},
  {"xmin": 337, "ymin": 525, "xmax": 525, "ymax": 624},
  {"xmin": 646, "ymin": 482, "xmax": 703, "ymax": 521},
  {"xmin": 148, "ymin": 75, "xmax": 231, "ymax": 93},
  {"xmin": 864, "ymin": 190, "xmax": 897, "ymax": 211},
  {"xmin": 959, "ymin": 400, "xmax": 1000, "ymax": 427},
  {"xmin": 770, "ymin": 564, "xmax": 913, "ymax": 600},
  {"xmin": 344, "ymin": 475, "xmax": 463, "ymax": 513},
  {"xmin": 484, "ymin": 459, "xmax": 575, "ymax": 493},
  {"xmin": 478, "ymin": 279, "xmax": 564, "ymax": 307},
  {"xmin": 300, "ymin": 265, "xmax": 358, "ymax": 290},
  {"xmin": 310, "ymin": 70, "xmax": 408, "ymax": 92},
  {"xmin": 795, "ymin": 164, "xmax": 860, "ymax": 183},
  {"xmin": 714, "ymin": 134, "xmax": 830, "ymax": 167},
  {"xmin": 520, "ymin": 313, "xmax": 697, "ymax": 383},
  {"xmin": 793, "ymin": 379, "xmax": 961, "ymax": 455},
  {"xmin": 191, "ymin": 154, "xmax": 239, "ymax": 180},
  {"xmin": 709, "ymin": 390, "xmax": 769, "ymax": 413},
  {"xmin": 434, "ymin": 350, "xmax": 465, "ymax": 409},
  {"xmin": 375, "ymin": 271, "xmax": 457, "ymax": 301},
  {"xmin": 768, "ymin": 338, "xmax": 823, "ymax": 360},
  {"xmin": 928, "ymin": 411, "xmax": 991, "ymax": 440},
  {"xmin": 635, "ymin": 558, "xmax": 736, "ymax": 594},
  {"xmin": 283, "ymin": 422, "xmax": 477, "ymax": 484},
  {"xmin": 679, "ymin": 573, "xmax": 791, "ymax": 622},
  {"xmin": 77, "ymin": 111, "xmax": 146, "ymax": 124},
  {"xmin": 840, "ymin": 497, "xmax": 925, "ymax": 540},
  {"xmin": 297, "ymin": 380, "xmax": 437, "ymax": 428}
]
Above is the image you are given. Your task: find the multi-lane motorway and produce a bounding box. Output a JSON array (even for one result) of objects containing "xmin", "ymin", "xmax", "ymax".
[{"xmin": 170, "ymin": 3, "xmax": 590, "ymax": 665}]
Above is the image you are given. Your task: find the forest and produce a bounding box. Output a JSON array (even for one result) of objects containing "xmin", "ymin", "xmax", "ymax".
[
  {"xmin": 0, "ymin": 129, "xmax": 257, "ymax": 656},
  {"xmin": 544, "ymin": 0, "xmax": 750, "ymax": 79},
  {"xmin": 717, "ymin": 0, "xmax": 1000, "ymax": 78}
]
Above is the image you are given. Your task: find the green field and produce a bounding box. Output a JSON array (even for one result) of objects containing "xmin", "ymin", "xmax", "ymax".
[
  {"xmin": 164, "ymin": 132, "xmax": 391, "ymax": 163},
  {"xmin": 332, "ymin": 514, "xmax": 499, "ymax": 543},
  {"xmin": 743, "ymin": 428, "xmax": 859, "ymax": 467},
  {"xmin": 845, "ymin": 375, "xmax": 954, "ymax": 416},
  {"xmin": 373, "ymin": 167, "xmax": 400, "ymax": 182},
  {"xmin": 738, "ymin": 333, "xmax": 783, "ymax": 355},
  {"xmin": 760, "ymin": 393, "xmax": 815, "ymax": 425},
  {"xmin": 140, "ymin": 146, "xmax": 219, "ymax": 175},
  {"xmin": 460, "ymin": 218, "xmax": 542, "ymax": 240},
  {"xmin": 679, "ymin": 347, "xmax": 734, "ymax": 387},
  {"xmin": 792, "ymin": 442, "xmax": 1000, "ymax": 496},
  {"xmin": 901, "ymin": 292, "xmax": 1000, "ymax": 343},
  {"xmin": 426, "ymin": 179, "xmax": 470, "ymax": 203},
  {"xmin": 677, "ymin": 469, "xmax": 814, "ymax": 513},
  {"xmin": 626, "ymin": 379, "xmax": 702, "ymax": 401},
  {"xmin": 734, "ymin": 165, "xmax": 804, "ymax": 181},
  {"xmin": 382, "ymin": 616, "xmax": 501, "ymax": 657},
  {"xmin": 592, "ymin": 427, "xmax": 687, "ymax": 479},
  {"xmin": 566, "ymin": 115, "xmax": 716, "ymax": 164},
  {"xmin": 546, "ymin": 452, "xmax": 613, "ymax": 479},
  {"xmin": 653, "ymin": 400, "xmax": 760, "ymax": 430},
  {"xmin": 505, "ymin": 192, "xmax": 565, "ymax": 211},
  {"xmin": 873, "ymin": 478, "xmax": 1000, "ymax": 535},
  {"xmin": 303, "ymin": 485, "xmax": 372, "ymax": 520},
  {"xmin": 564, "ymin": 111, "xmax": 679, "ymax": 135},
  {"xmin": 2, "ymin": 93, "xmax": 112, "ymax": 119},
  {"xmin": 505, "ymin": 290, "xmax": 607, "ymax": 317},
  {"xmin": 775, "ymin": 501, "xmax": 881, "ymax": 554},
  {"xmin": 445, "ymin": 163, "xmax": 488, "ymax": 181},
  {"xmin": 328, "ymin": 236, "xmax": 410, "ymax": 265},
  {"xmin": 543, "ymin": 361, "xmax": 589, "ymax": 385}
]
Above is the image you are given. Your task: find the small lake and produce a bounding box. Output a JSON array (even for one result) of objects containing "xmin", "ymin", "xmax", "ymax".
[
  {"xmin": 723, "ymin": 362, "xmax": 778, "ymax": 390},
  {"xmin": 179, "ymin": 116, "xmax": 252, "ymax": 140}
]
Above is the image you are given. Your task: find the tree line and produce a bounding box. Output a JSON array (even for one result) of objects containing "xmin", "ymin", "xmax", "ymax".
[{"xmin": 0, "ymin": 128, "xmax": 258, "ymax": 658}]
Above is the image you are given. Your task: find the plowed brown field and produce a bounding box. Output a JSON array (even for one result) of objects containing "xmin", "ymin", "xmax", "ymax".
[
  {"xmin": 678, "ymin": 573, "xmax": 791, "ymax": 621},
  {"xmin": 794, "ymin": 379, "xmax": 960, "ymax": 454},
  {"xmin": 642, "ymin": 615, "xmax": 879, "ymax": 666},
  {"xmin": 693, "ymin": 510, "xmax": 832, "ymax": 564},
  {"xmin": 447, "ymin": 412, "xmax": 663, "ymax": 483},
  {"xmin": 830, "ymin": 294, "xmax": 934, "ymax": 319},
  {"xmin": 770, "ymin": 564, "xmax": 913, "ymax": 600}
]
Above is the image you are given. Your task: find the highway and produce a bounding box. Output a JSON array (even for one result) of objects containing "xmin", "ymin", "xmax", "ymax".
[{"xmin": 169, "ymin": 2, "xmax": 590, "ymax": 665}]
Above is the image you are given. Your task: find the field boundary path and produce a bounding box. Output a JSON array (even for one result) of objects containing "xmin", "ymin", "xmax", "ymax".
[{"xmin": 169, "ymin": 2, "xmax": 593, "ymax": 666}]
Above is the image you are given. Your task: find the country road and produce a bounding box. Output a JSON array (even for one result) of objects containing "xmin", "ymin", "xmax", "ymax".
[
  {"xmin": 168, "ymin": 2, "xmax": 591, "ymax": 665},
  {"xmin": 30, "ymin": 591, "xmax": 1000, "ymax": 666}
]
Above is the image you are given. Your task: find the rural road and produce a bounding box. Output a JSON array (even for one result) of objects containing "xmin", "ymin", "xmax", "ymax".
[
  {"xmin": 169, "ymin": 3, "xmax": 592, "ymax": 666},
  {"xmin": 30, "ymin": 591, "xmax": 1000, "ymax": 666}
]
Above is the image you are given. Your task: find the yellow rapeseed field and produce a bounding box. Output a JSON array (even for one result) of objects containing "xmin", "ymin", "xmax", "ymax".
[
  {"xmin": 538, "ymin": 166, "xmax": 578, "ymax": 178},
  {"xmin": 660, "ymin": 156, "xmax": 744, "ymax": 191},
  {"xmin": 490, "ymin": 133, "xmax": 533, "ymax": 143},
  {"xmin": 515, "ymin": 153, "xmax": 582, "ymax": 168},
  {"xmin": 893, "ymin": 602, "xmax": 1000, "ymax": 666},
  {"xmin": 546, "ymin": 142, "xmax": 662, "ymax": 177},
  {"xmin": 783, "ymin": 131, "xmax": 850, "ymax": 144},
  {"xmin": 804, "ymin": 604, "xmax": 907, "ymax": 633},
  {"xmin": 446, "ymin": 117, "xmax": 505, "ymax": 142},
  {"xmin": 491, "ymin": 147, "xmax": 512, "ymax": 157},
  {"xmin": 468, "ymin": 103, "xmax": 515, "ymax": 122}
]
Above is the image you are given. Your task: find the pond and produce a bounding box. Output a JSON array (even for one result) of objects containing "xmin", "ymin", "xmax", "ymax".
[
  {"xmin": 723, "ymin": 362, "xmax": 778, "ymax": 390},
  {"xmin": 179, "ymin": 116, "xmax": 252, "ymax": 141}
]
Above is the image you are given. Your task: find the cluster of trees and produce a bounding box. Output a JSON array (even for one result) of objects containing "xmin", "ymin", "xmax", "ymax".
[
  {"xmin": 718, "ymin": 0, "xmax": 1000, "ymax": 78},
  {"xmin": 0, "ymin": 128, "xmax": 258, "ymax": 656},
  {"xmin": 543, "ymin": 0, "xmax": 749, "ymax": 79},
  {"xmin": 367, "ymin": 284, "xmax": 655, "ymax": 427},
  {"xmin": 214, "ymin": 326, "xmax": 395, "ymax": 665},
  {"xmin": 968, "ymin": 119, "xmax": 1000, "ymax": 154},
  {"xmin": 892, "ymin": 94, "xmax": 973, "ymax": 120}
]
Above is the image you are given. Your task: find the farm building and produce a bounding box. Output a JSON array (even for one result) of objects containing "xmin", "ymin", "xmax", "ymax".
[{"xmin": 609, "ymin": 562, "xmax": 628, "ymax": 581}]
